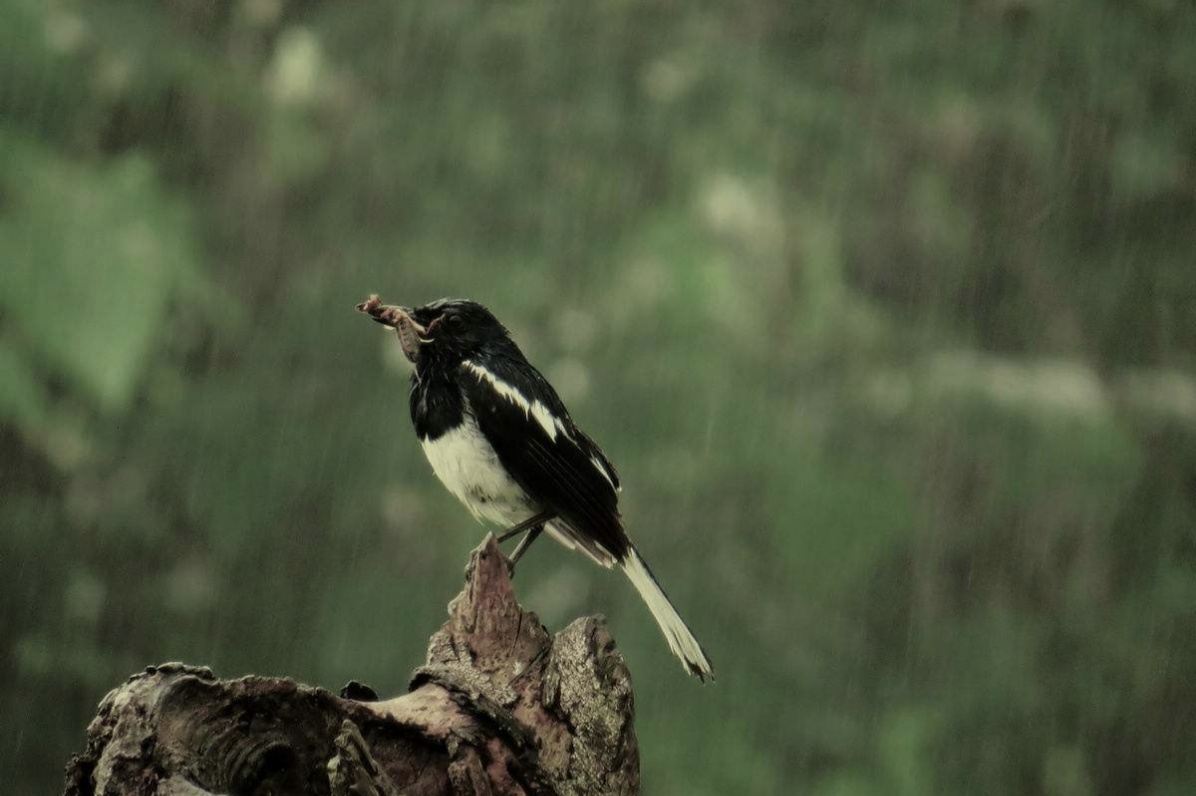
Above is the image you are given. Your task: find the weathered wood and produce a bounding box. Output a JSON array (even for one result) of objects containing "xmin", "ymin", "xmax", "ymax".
[{"xmin": 64, "ymin": 536, "xmax": 639, "ymax": 796}]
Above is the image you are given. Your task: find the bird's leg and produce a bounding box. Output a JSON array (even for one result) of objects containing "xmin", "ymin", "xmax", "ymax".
[
  {"xmin": 506, "ymin": 524, "xmax": 544, "ymax": 571},
  {"xmin": 496, "ymin": 511, "xmax": 554, "ymax": 544},
  {"xmin": 496, "ymin": 511, "xmax": 555, "ymax": 576}
]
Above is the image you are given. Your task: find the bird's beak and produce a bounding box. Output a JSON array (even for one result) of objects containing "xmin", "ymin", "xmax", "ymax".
[{"xmin": 356, "ymin": 296, "xmax": 427, "ymax": 363}]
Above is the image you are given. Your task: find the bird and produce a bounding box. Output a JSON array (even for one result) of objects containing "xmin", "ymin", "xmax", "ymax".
[{"xmin": 356, "ymin": 294, "xmax": 714, "ymax": 681}]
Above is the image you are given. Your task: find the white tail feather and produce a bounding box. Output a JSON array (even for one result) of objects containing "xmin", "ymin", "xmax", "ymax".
[{"xmin": 621, "ymin": 546, "xmax": 714, "ymax": 681}]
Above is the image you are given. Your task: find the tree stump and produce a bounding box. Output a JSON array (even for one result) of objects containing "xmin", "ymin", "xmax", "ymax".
[{"xmin": 63, "ymin": 536, "xmax": 640, "ymax": 795}]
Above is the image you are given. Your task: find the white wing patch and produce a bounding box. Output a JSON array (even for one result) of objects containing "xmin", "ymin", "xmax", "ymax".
[
  {"xmin": 590, "ymin": 454, "xmax": 618, "ymax": 491},
  {"xmin": 531, "ymin": 402, "xmax": 562, "ymax": 441},
  {"xmin": 462, "ymin": 360, "xmax": 570, "ymax": 441}
]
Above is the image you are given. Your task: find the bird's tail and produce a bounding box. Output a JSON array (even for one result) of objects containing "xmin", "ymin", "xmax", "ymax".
[{"xmin": 620, "ymin": 545, "xmax": 714, "ymax": 682}]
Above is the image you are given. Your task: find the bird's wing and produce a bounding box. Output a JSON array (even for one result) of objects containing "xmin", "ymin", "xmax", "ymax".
[{"xmin": 459, "ymin": 356, "xmax": 628, "ymax": 562}]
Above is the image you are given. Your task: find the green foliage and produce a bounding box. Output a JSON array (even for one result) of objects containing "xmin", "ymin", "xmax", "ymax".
[
  {"xmin": 1, "ymin": 1, "xmax": 1194, "ymax": 794},
  {"xmin": 0, "ymin": 137, "xmax": 205, "ymax": 411}
]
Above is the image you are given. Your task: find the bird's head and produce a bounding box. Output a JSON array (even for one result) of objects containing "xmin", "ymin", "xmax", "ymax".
[{"xmin": 358, "ymin": 296, "xmax": 511, "ymax": 367}]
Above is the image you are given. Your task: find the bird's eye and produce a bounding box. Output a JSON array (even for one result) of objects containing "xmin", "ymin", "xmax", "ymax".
[{"xmin": 444, "ymin": 314, "xmax": 465, "ymax": 332}]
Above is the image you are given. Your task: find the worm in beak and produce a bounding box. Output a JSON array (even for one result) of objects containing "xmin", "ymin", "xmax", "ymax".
[{"xmin": 356, "ymin": 295, "xmax": 427, "ymax": 362}]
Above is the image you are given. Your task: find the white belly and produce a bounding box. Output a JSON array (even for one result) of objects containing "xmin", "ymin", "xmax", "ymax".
[{"xmin": 420, "ymin": 416, "xmax": 536, "ymax": 526}]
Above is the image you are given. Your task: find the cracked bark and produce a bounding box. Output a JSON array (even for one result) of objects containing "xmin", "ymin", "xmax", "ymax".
[{"xmin": 63, "ymin": 536, "xmax": 639, "ymax": 796}]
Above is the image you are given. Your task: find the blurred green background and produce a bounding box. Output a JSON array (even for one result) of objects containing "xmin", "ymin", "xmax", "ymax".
[{"xmin": 2, "ymin": 1, "xmax": 1195, "ymax": 793}]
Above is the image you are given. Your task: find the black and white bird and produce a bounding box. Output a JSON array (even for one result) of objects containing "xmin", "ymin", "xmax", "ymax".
[{"xmin": 357, "ymin": 295, "xmax": 713, "ymax": 681}]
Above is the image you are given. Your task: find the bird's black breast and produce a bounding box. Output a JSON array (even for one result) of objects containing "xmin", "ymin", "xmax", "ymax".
[{"xmin": 410, "ymin": 373, "xmax": 465, "ymax": 441}]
